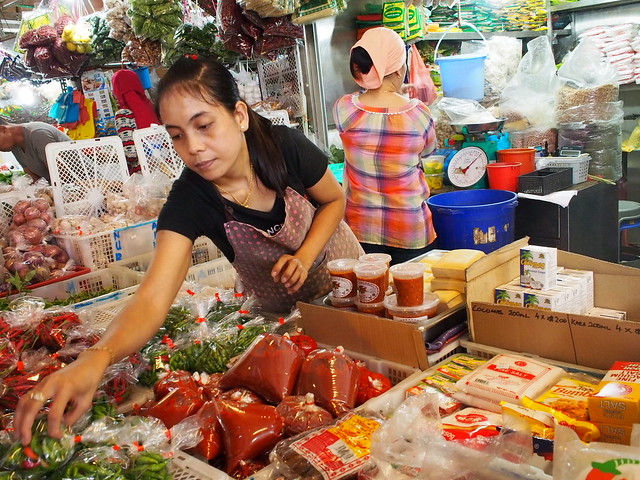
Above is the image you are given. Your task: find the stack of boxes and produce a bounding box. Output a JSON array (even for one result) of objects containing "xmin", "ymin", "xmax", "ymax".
[{"xmin": 494, "ymin": 245, "xmax": 594, "ymax": 313}]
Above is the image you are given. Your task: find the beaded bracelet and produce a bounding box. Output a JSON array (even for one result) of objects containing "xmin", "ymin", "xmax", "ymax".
[{"xmin": 83, "ymin": 345, "xmax": 115, "ymax": 366}]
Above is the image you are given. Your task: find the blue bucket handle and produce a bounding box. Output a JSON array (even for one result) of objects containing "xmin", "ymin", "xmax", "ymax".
[{"xmin": 434, "ymin": 22, "xmax": 488, "ymax": 62}]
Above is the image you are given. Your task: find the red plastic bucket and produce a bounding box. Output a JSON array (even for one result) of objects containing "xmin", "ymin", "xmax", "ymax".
[
  {"xmin": 497, "ymin": 148, "xmax": 536, "ymax": 174},
  {"xmin": 487, "ymin": 162, "xmax": 522, "ymax": 191}
]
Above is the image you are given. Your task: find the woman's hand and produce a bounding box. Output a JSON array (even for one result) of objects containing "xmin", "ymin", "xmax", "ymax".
[
  {"xmin": 13, "ymin": 351, "xmax": 109, "ymax": 445},
  {"xmin": 271, "ymin": 255, "xmax": 310, "ymax": 294}
]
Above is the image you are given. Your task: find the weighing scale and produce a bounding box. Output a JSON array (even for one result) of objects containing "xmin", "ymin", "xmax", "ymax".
[{"xmin": 444, "ymin": 118, "xmax": 508, "ymax": 188}]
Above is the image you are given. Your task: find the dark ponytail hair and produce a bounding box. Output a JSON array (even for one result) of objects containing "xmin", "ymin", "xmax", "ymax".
[
  {"xmin": 155, "ymin": 56, "xmax": 289, "ymax": 196},
  {"xmin": 350, "ymin": 46, "xmax": 374, "ymax": 81}
]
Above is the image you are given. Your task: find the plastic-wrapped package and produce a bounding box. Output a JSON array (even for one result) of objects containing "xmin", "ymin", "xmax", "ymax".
[
  {"xmin": 553, "ymin": 425, "xmax": 640, "ymax": 480},
  {"xmin": 58, "ymin": 445, "xmax": 131, "ymax": 479},
  {"xmin": 288, "ymin": 328, "xmax": 318, "ymax": 356},
  {"xmin": 189, "ymin": 400, "xmax": 223, "ymax": 460},
  {"xmin": 219, "ymin": 333, "xmax": 305, "ymax": 404},
  {"xmin": 276, "ymin": 393, "xmax": 334, "ymax": 436},
  {"xmin": 0, "ymin": 417, "xmax": 75, "ymax": 476},
  {"xmin": 220, "ymin": 387, "xmax": 266, "ymax": 405},
  {"xmin": 154, "ymin": 369, "xmax": 198, "ymax": 399},
  {"xmin": 356, "ymin": 366, "xmax": 392, "ymax": 406},
  {"xmin": 295, "ymin": 346, "xmax": 360, "ymax": 417},
  {"xmin": 216, "ymin": 398, "xmax": 285, "ymax": 474},
  {"xmin": 135, "ymin": 385, "xmax": 206, "ymax": 428},
  {"xmin": 269, "ymin": 412, "xmax": 384, "ymax": 480}
]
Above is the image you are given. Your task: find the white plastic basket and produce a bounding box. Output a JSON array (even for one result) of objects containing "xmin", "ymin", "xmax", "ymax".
[
  {"xmin": 0, "ymin": 190, "xmax": 21, "ymax": 238},
  {"xmin": 257, "ymin": 45, "xmax": 306, "ymax": 119},
  {"xmin": 169, "ymin": 451, "xmax": 231, "ymax": 480},
  {"xmin": 260, "ymin": 109, "xmax": 291, "ymax": 126},
  {"xmin": 16, "ymin": 268, "xmax": 141, "ymax": 306},
  {"xmin": 53, "ymin": 220, "xmax": 157, "ymax": 270},
  {"xmin": 133, "ymin": 124, "xmax": 185, "ymax": 180},
  {"xmin": 45, "ymin": 136, "xmax": 130, "ymax": 219},
  {"xmin": 535, "ymin": 154, "xmax": 590, "ymax": 185}
]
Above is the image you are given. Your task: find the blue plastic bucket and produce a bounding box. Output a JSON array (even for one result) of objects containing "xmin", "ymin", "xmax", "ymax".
[
  {"xmin": 435, "ymin": 53, "xmax": 486, "ymax": 100},
  {"xmin": 427, "ymin": 189, "xmax": 518, "ymax": 253},
  {"xmin": 134, "ymin": 66, "xmax": 152, "ymax": 89}
]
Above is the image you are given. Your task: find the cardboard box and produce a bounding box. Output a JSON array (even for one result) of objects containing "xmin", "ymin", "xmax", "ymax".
[
  {"xmin": 295, "ymin": 301, "xmax": 466, "ymax": 370},
  {"xmin": 588, "ymin": 361, "xmax": 640, "ymax": 425},
  {"xmin": 466, "ymin": 238, "xmax": 640, "ymax": 371},
  {"xmin": 592, "ymin": 422, "xmax": 636, "ymax": 445}
]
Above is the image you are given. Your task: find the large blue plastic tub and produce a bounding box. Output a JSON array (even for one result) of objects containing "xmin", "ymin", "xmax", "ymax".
[{"xmin": 427, "ymin": 189, "xmax": 518, "ymax": 253}]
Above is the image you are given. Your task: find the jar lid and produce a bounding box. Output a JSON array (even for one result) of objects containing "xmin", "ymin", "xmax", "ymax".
[
  {"xmin": 354, "ymin": 262, "xmax": 388, "ymax": 277},
  {"xmin": 359, "ymin": 253, "xmax": 392, "ymax": 265},
  {"xmin": 327, "ymin": 258, "xmax": 359, "ymax": 272},
  {"xmin": 389, "ymin": 262, "xmax": 426, "ymax": 279},
  {"xmin": 384, "ymin": 292, "xmax": 440, "ymax": 314}
]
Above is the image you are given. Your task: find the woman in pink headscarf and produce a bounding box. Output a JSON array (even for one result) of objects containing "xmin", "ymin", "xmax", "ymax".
[{"xmin": 333, "ymin": 27, "xmax": 438, "ymax": 265}]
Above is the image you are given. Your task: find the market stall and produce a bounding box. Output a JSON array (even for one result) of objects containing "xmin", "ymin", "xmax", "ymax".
[{"xmin": 0, "ymin": 0, "xmax": 639, "ymax": 478}]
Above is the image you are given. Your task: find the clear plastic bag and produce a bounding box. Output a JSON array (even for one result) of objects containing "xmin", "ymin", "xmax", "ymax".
[
  {"xmin": 500, "ymin": 35, "xmax": 561, "ymax": 128},
  {"xmin": 558, "ymin": 37, "xmax": 619, "ymax": 90},
  {"xmin": 408, "ymin": 44, "xmax": 438, "ymax": 106}
]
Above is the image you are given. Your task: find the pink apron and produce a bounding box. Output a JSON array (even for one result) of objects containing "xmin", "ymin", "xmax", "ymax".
[{"xmin": 224, "ymin": 187, "xmax": 364, "ymax": 312}]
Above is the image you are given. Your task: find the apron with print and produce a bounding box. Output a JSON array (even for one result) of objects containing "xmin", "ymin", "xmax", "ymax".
[{"xmin": 224, "ymin": 187, "xmax": 364, "ymax": 313}]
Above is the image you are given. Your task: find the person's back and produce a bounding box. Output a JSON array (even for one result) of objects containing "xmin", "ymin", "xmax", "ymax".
[
  {"xmin": 333, "ymin": 27, "xmax": 437, "ymax": 265},
  {"xmin": 0, "ymin": 121, "xmax": 71, "ymax": 183}
]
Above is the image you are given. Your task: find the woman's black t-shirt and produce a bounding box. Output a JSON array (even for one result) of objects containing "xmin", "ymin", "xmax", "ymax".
[{"xmin": 157, "ymin": 125, "xmax": 329, "ymax": 262}]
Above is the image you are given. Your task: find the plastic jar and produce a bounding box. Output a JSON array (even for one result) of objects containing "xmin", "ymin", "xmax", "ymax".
[
  {"xmin": 327, "ymin": 258, "xmax": 359, "ymax": 299},
  {"xmin": 356, "ymin": 300, "xmax": 386, "ymax": 317},
  {"xmin": 384, "ymin": 293, "xmax": 440, "ymax": 323},
  {"xmin": 359, "ymin": 253, "xmax": 392, "ymax": 293},
  {"xmin": 327, "ymin": 292, "xmax": 356, "ymax": 308},
  {"xmin": 390, "ymin": 263, "xmax": 426, "ymax": 307},
  {"xmin": 354, "ymin": 262, "xmax": 388, "ymax": 304}
]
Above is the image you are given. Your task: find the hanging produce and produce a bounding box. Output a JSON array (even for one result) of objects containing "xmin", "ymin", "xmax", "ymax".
[
  {"xmin": 87, "ymin": 13, "xmax": 125, "ymax": 64},
  {"xmin": 127, "ymin": 0, "xmax": 183, "ymax": 44},
  {"xmin": 161, "ymin": 22, "xmax": 240, "ymax": 67}
]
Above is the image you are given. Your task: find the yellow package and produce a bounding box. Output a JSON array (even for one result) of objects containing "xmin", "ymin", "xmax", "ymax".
[
  {"xmin": 535, "ymin": 376, "xmax": 599, "ymax": 422},
  {"xmin": 432, "ymin": 249, "xmax": 486, "ymax": 280},
  {"xmin": 522, "ymin": 397, "xmax": 600, "ymax": 442}
]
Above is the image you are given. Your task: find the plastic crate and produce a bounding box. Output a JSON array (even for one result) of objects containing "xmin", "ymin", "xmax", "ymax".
[
  {"xmin": 133, "ymin": 125, "xmax": 185, "ymax": 180},
  {"xmin": 0, "ymin": 191, "xmax": 21, "ymax": 238},
  {"xmin": 45, "ymin": 136, "xmax": 130, "ymax": 219},
  {"xmin": 184, "ymin": 257, "xmax": 236, "ymax": 289},
  {"xmin": 257, "ymin": 45, "xmax": 306, "ymax": 119},
  {"xmin": 460, "ymin": 339, "xmax": 606, "ymax": 377},
  {"xmin": 260, "ymin": 109, "xmax": 291, "ymax": 126},
  {"xmin": 14, "ymin": 268, "xmax": 141, "ymax": 307},
  {"xmin": 169, "ymin": 451, "xmax": 231, "ymax": 480},
  {"xmin": 82, "ymin": 294, "xmax": 132, "ymax": 330},
  {"xmin": 1, "ymin": 266, "xmax": 91, "ymax": 298},
  {"xmin": 535, "ymin": 154, "xmax": 590, "ymax": 185},
  {"xmin": 53, "ymin": 220, "xmax": 158, "ymax": 271}
]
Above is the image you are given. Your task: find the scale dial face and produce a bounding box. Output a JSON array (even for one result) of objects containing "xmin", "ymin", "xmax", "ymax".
[{"xmin": 447, "ymin": 146, "xmax": 489, "ymax": 187}]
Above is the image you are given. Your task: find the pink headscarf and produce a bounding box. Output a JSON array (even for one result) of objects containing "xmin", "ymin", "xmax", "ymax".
[{"xmin": 350, "ymin": 27, "xmax": 406, "ymax": 90}]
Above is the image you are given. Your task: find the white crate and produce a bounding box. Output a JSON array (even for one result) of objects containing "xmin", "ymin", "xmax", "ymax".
[
  {"xmin": 535, "ymin": 154, "xmax": 590, "ymax": 185},
  {"xmin": 83, "ymin": 294, "xmax": 132, "ymax": 330},
  {"xmin": 133, "ymin": 125, "xmax": 185, "ymax": 180},
  {"xmin": 0, "ymin": 190, "xmax": 21, "ymax": 238},
  {"xmin": 45, "ymin": 136, "xmax": 130, "ymax": 219},
  {"xmin": 170, "ymin": 451, "xmax": 231, "ymax": 480},
  {"xmin": 53, "ymin": 220, "xmax": 157, "ymax": 271},
  {"xmin": 461, "ymin": 339, "xmax": 606, "ymax": 377},
  {"xmin": 257, "ymin": 45, "xmax": 306, "ymax": 119},
  {"xmin": 16, "ymin": 267, "xmax": 141, "ymax": 305},
  {"xmin": 184, "ymin": 257, "xmax": 236, "ymax": 289},
  {"xmin": 260, "ymin": 109, "xmax": 291, "ymax": 127}
]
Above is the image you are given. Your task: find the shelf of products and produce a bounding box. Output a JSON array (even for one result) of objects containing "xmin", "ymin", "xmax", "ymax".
[
  {"xmin": 550, "ymin": 0, "xmax": 638, "ymax": 12},
  {"xmin": 422, "ymin": 30, "xmax": 568, "ymax": 40}
]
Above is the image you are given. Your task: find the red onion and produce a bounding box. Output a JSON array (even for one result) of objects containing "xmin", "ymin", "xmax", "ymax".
[
  {"xmin": 17, "ymin": 225, "xmax": 43, "ymax": 245},
  {"xmin": 24, "ymin": 206, "xmax": 41, "ymax": 221},
  {"xmin": 40, "ymin": 212, "xmax": 52, "ymax": 225},
  {"xmin": 32, "ymin": 265, "xmax": 51, "ymax": 283},
  {"xmin": 12, "ymin": 213, "xmax": 26, "ymax": 226},
  {"xmin": 42, "ymin": 245, "xmax": 63, "ymax": 258},
  {"xmin": 13, "ymin": 200, "xmax": 30, "ymax": 214},
  {"xmin": 26, "ymin": 218, "xmax": 48, "ymax": 231},
  {"xmin": 24, "ymin": 251, "xmax": 45, "ymax": 267},
  {"xmin": 33, "ymin": 198, "xmax": 50, "ymax": 212}
]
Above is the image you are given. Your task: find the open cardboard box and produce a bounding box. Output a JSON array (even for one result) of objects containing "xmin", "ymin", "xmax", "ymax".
[
  {"xmin": 466, "ymin": 238, "xmax": 640, "ymax": 370},
  {"xmin": 295, "ymin": 300, "xmax": 466, "ymax": 371}
]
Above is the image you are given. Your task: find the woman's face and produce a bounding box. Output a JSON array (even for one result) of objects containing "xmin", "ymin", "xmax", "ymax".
[{"xmin": 161, "ymin": 89, "xmax": 249, "ymax": 182}]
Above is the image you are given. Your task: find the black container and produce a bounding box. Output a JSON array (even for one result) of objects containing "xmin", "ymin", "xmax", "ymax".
[{"xmin": 518, "ymin": 167, "xmax": 573, "ymax": 195}]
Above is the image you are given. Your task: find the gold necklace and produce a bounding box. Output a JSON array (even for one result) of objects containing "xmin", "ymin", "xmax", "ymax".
[{"xmin": 212, "ymin": 164, "xmax": 255, "ymax": 208}]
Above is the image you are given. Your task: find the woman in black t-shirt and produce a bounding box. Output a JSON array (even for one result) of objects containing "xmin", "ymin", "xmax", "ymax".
[{"xmin": 14, "ymin": 56, "xmax": 362, "ymax": 444}]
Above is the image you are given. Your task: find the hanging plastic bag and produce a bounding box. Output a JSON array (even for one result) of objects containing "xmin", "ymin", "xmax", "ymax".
[
  {"xmin": 499, "ymin": 35, "xmax": 561, "ymax": 129},
  {"xmin": 408, "ymin": 44, "xmax": 438, "ymax": 105}
]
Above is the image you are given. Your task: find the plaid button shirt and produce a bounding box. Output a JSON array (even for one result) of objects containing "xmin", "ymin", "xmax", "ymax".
[{"xmin": 333, "ymin": 93, "xmax": 437, "ymax": 249}]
